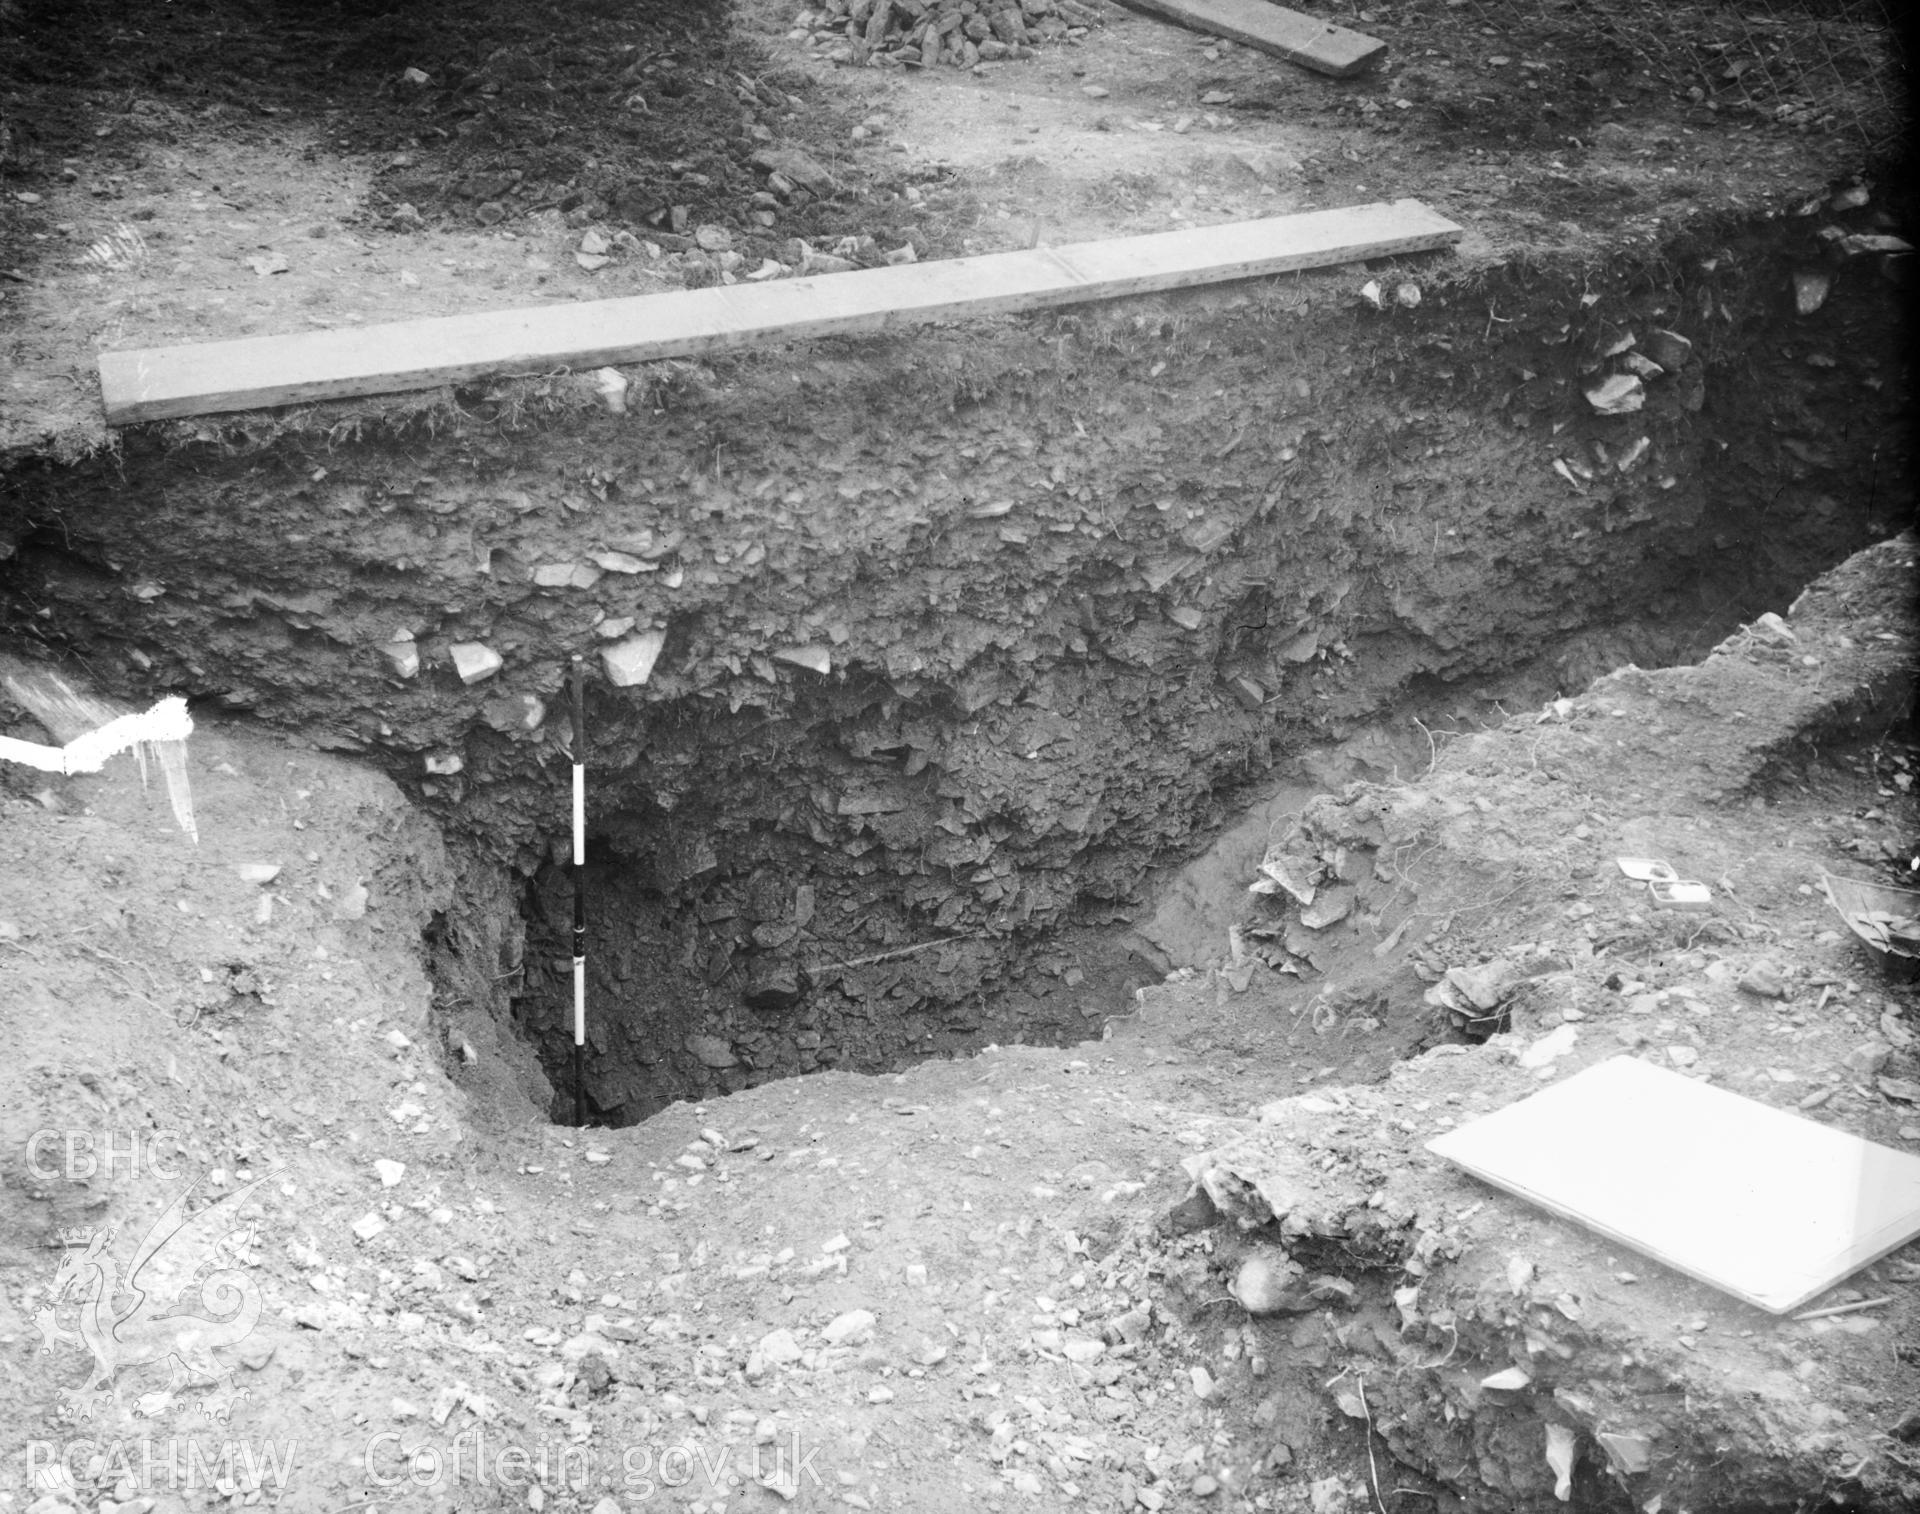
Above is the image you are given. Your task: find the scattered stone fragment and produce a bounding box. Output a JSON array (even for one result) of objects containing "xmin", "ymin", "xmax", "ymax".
[
  {"xmin": 1793, "ymin": 269, "xmax": 1831, "ymax": 314},
  {"xmin": 1448, "ymin": 960, "xmax": 1515, "ymax": 1011},
  {"xmin": 1737, "ymin": 967, "xmax": 1787, "ymax": 1000},
  {"xmin": 1299, "ymin": 885, "xmax": 1355, "ymax": 930},
  {"xmin": 822, "ymin": 1309, "xmax": 876, "ymax": 1345},
  {"xmin": 1480, "ymin": 1366, "xmax": 1532, "ymax": 1390},
  {"xmin": 602, "ymin": 629, "xmax": 668, "ymax": 688},
  {"xmin": 747, "ymin": 1328, "xmax": 803, "ymax": 1379},
  {"xmin": 482, "ymin": 693, "xmax": 546, "ymax": 733},
  {"xmin": 374, "ymin": 1159, "xmax": 405, "ymax": 1188},
  {"xmin": 351, "ymin": 1212, "xmax": 388, "ymax": 1242},
  {"xmin": 750, "ymin": 146, "xmax": 836, "ymax": 196},
  {"xmin": 1229, "ymin": 1252, "xmax": 1304, "ymax": 1315},
  {"xmin": 686, "ymin": 1033, "xmax": 737, "ymax": 1068},
  {"xmin": 449, "ymin": 642, "xmax": 503, "ymax": 684},
  {"xmin": 234, "ymin": 863, "xmax": 281, "ymax": 884},
  {"xmin": 773, "ymin": 645, "xmax": 832, "ymax": 674},
  {"xmin": 380, "ymin": 639, "xmax": 420, "ymax": 678},
  {"xmin": 592, "ymin": 368, "xmax": 628, "ymax": 414},
  {"xmin": 1838, "ymin": 233, "xmax": 1912, "ymax": 257},
  {"xmin": 1517, "ymin": 1022, "xmax": 1577, "ymax": 1069},
  {"xmin": 1844, "ymin": 1041, "xmax": 1893, "ymax": 1077},
  {"xmin": 1597, "ymin": 1431, "xmax": 1652, "ymax": 1475},
  {"xmin": 1545, "ymin": 1423, "xmax": 1577, "ymax": 1501},
  {"xmin": 1644, "ymin": 328, "xmax": 1693, "ymax": 370},
  {"xmin": 1585, "ymin": 373, "xmax": 1644, "ymax": 414}
]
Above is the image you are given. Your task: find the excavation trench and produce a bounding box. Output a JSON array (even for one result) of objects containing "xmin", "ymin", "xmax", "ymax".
[{"xmin": 0, "ymin": 213, "xmax": 1908, "ymax": 1127}]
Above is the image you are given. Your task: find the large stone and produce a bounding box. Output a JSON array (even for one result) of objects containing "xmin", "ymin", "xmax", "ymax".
[
  {"xmin": 745, "ymin": 963, "xmax": 803, "ymax": 1011},
  {"xmin": 749, "ymin": 146, "xmax": 836, "ymax": 196},
  {"xmin": 449, "ymin": 642, "xmax": 503, "ymax": 684},
  {"xmin": 746, "ymin": 1328, "xmax": 803, "ymax": 1378},
  {"xmin": 1298, "ymin": 885, "xmax": 1355, "ymax": 931},
  {"xmin": 482, "ymin": 693, "xmax": 546, "ymax": 733},
  {"xmin": 1644, "ymin": 328, "xmax": 1694, "ymax": 371},
  {"xmin": 602, "ymin": 628, "xmax": 667, "ymax": 688},
  {"xmin": 1585, "ymin": 374, "xmax": 1644, "ymax": 415},
  {"xmin": 685, "ymin": 1034, "xmax": 737, "ymax": 1069},
  {"xmin": 821, "ymin": 1309, "xmax": 876, "ymax": 1345},
  {"xmin": 380, "ymin": 639, "xmax": 419, "ymax": 678}
]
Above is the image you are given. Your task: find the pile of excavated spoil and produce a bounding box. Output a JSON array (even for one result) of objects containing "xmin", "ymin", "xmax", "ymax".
[
  {"xmin": 1, "ymin": 206, "xmax": 1909, "ymax": 1126},
  {"xmin": 792, "ymin": 0, "xmax": 1106, "ymax": 70}
]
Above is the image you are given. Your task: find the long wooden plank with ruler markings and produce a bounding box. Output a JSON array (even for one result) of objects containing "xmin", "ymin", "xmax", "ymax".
[
  {"xmin": 98, "ymin": 199, "xmax": 1458, "ymax": 425},
  {"xmin": 1110, "ymin": 0, "xmax": 1387, "ymax": 77}
]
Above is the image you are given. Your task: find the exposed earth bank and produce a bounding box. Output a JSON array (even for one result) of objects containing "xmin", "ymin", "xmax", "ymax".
[{"xmin": 3, "ymin": 205, "xmax": 1911, "ymax": 1126}]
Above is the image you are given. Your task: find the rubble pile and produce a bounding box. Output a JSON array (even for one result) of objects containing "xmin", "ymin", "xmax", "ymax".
[{"xmin": 790, "ymin": 0, "xmax": 1108, "ymax": 69}]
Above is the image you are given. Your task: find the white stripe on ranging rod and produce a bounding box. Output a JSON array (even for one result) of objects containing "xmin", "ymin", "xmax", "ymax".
[
  {"xmin": 569, "ymin": 657, "xmax": 588, "ymax": 1127},
  {"xmin": 573, "ymin": 764, "xmax": 586, "ymax": 1053}
]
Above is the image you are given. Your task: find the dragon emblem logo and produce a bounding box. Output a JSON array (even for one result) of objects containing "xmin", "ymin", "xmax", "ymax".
[{"xmin": 34, "ymin": 1172, "xmax": 273, "ymax": 1423}]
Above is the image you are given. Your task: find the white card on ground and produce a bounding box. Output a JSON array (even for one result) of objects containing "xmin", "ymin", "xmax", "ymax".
[{"xmin": 1426, "ymin": 1055, "xmax": 1920, "ymax": 1313}]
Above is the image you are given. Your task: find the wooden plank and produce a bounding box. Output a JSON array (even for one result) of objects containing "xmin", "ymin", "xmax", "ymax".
[
  {"xmin": 1109, "ymin": 0, "xmax": 1386, "ymax": 77},
  {"xmin": 97, "ymin": 199, "xmax": 1459, "ymax": 425},
  {"xmin": 1427, "ymin": 1055, "xmax": 1920, "ymax": 1314}
]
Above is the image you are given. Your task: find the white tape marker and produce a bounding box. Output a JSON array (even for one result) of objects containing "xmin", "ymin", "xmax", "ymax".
[{"xmin": 0, "ymin": 696, "xmax": 193, "ymax": 774}]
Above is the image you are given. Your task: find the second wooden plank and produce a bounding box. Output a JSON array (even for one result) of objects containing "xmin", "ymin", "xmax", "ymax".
[{"xmin": 1110, "ymin": 0, "xmax": 1387, "ymax": 77}]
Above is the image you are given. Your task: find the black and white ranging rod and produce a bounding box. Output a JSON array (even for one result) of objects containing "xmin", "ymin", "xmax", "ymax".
[{"xmin": 569, "ymin": 656, "xmax": 587, "ymax": 1128}]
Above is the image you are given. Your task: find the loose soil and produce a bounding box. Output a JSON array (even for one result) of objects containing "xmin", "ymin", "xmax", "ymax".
[{"xmin": 0, "ymin": 0, "xmax": 1915, "ymax": 1511}]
